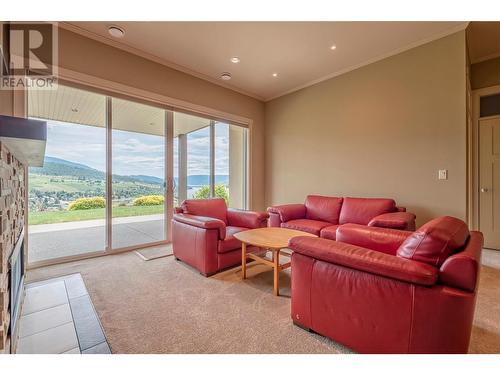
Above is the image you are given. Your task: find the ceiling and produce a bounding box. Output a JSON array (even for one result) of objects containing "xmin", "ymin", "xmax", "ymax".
[
  {"xmin": 63, "ymin": 22, "xmax": 468, "ymax": 101},
  {"xmin": 467, "ymin": 22, "xmax": 500, "ymax": 64},
  {"xmin": 28, "ymin": 83, "xmax": 211, "ymax": 137}
]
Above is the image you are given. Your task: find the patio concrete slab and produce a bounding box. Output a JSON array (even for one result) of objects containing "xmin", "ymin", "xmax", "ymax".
[
  {"xmin": 30, "ymin": 214, "xmax": 164, "ymax": 233},
  {"xmin": 28, "ymin": 218, "xmax": 165, "ymax": 263}
]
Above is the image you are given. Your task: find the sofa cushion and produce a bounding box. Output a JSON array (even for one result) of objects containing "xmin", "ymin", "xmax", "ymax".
[
  {"xmin": 282, "ymin": 219, "xmax": 330, "ymax": 236},
  {"xmin": 218, "ymin": 226, "xmax": 247, "ymax": 253},
  {"xmin": 339, "ymin": 197, "xmax": 396, "ymax": 225},
  {"xmin": 397, "ymin": 216, "xmax": 470, "ymax": 267},
  {"xmin": 181, "ymin": 198, "xmax": 228, "ymax": 224},
  {"xmin": 319, "ymin": 225, "xmax": 340, "ymax": 240},
  {"xmin": 305, "ymin": 195, "xmax": 343, "ymax": 224}
]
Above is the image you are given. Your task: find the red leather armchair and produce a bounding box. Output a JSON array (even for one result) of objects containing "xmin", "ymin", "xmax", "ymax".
[
  {"xmin": 268, "ymin": 195, "xmax": 415, "ymax": 240},
  {"xmin": 288, "ymin": 216, "xmax": 483, "ymax": 353},
  {"xmin": 172, "ymin": 198, "xmax": 268, "ymax": 276}
]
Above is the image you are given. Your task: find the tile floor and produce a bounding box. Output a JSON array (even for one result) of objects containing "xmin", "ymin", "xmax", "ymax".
[{"xmin": 16, "ymin": 273, "xmax": 111, "ymax": 354}]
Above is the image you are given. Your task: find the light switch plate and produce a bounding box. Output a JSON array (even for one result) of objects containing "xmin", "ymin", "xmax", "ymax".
[{"xmin": 438, "ymin": 169, "xmax": 448, "ymax": 180}]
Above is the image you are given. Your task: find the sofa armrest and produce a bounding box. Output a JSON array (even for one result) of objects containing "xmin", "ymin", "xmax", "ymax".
[
  {"xmin": 267, "ymin": 204, "xmax": 306, "ymax": 223},
  {"xmin": 173, "ymin": 213, "xmax": 226, "ymax": 239},
  {"xmin": 439, "ymin": 231, "xmax": 483, "ymax": 292},
  {"xmin": 227, "ymin": 208, "xmax": 269, "ymax": 229},
  {"xmin": 368, "ymin": 211, "xmax": 416, "ymax": 231},
  {"xmin": 289, "ymin": 236, "xmax": 438, "ymax": 286},
  {"xmin": 336, "ymin": 224, "xmax": 412, "ymax": 255}
]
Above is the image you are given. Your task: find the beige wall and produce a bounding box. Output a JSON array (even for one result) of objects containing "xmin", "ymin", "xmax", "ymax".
[
  {"xmin": 0, "ymin": 91, "xmax": 13, "ymax": 116},
  {"xmin": 471, "ymin": 56, "xmax": 500, "ymax": 89},
  {"xmin": 264, "ymin": 31, "xmax": 467, "ymax": 226},
  {"xmin": 56, "ymin": 28, "xmax": 266, "ymax": 210},
  {"xmin": 228, "ymin": 125, "xmax": 246, "ymax": 209}
]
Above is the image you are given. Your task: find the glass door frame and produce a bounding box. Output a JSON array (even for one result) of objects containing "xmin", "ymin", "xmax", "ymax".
[
  {"xmin": 25, "ymin": 75, "xmax": 250, "ymax": 268},
  {"xmin": 105, "ymin": 97, "xmax": 172, "ymax": 254},
  {"xmin": 26, "ymin": 89, "xmax": 173, "ymax": 268}
]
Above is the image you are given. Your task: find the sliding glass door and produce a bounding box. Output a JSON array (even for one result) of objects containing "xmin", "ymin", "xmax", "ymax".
[
  {"xmin": 27, "ymin": 85, "xmax": 107, "ymax": 263},
  {"xmin": 173, "ymin": 113, "xmax": 248, "ymax": 209},
  {"xmin": 111, "ymin": 98, "xmax": 166, "ymax": 248},
  {"xmin": 27, "ymin": 82, "xmax": 248, "ymax": 266},
  {"xmin": 215, "ymin": 122, "xmax": 247, "ymax": 209}
]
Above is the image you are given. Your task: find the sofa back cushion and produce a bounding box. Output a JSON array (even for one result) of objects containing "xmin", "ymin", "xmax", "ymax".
[
  {"xmin": 339, "ymin": 197, "xmax": 396, "ymax": 225},
  {"xmin": 181, "ymin": 198, "xmax": 228, "ymax": 224},
  {"xmin": 305, "ymin": 195, "xmax": 343, "ymax": 224},
  {"xmin": 397, "ymin": 216, "xmax": 470, "ymax": 267}
]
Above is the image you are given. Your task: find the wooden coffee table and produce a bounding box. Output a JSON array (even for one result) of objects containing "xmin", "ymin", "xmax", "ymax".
[{"xmin": 234, "ymin": 227, "xmax": 316, "ymax": 296}]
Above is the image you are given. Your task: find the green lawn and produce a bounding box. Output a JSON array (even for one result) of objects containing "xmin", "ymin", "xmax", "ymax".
[{"xmin": 29, "ymin": 205, "xmax": 165, "ymax": 225}]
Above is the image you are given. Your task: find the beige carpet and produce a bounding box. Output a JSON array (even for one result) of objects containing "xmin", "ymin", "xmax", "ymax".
[{"xmin": 26, "ymin": 249, "xmax": 500, "ymax": 354}]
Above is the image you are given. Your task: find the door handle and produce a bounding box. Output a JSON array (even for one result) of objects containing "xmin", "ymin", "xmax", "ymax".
[{"xmin": 480, "ymin": 188, "xmax": 489, "ymax": 193}]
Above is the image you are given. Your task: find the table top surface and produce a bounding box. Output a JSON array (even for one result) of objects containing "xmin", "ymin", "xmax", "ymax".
[{"xmin": 233, "ymin": 227, "xmax": 316, "ymax": 249}]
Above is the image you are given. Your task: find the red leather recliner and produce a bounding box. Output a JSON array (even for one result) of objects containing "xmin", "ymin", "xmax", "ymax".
[
  {"xmin": 288, "ymin": 216, "xmax": 483, "ymax": 353},
  {"xmin": 172, "ymin": 198, "xmax": 268, "ymax": 276},
  {"xmin": 268, "ymin": 195, "xmax": 416, "ymax": 240}
]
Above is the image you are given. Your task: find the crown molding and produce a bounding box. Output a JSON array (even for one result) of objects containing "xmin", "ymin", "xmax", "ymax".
[
  {"xmin": 58, "ymin": 22, "xmax": 265, "ymax": 102},
  {"xmin": 265, "ymin": 22, "xmax": 470, "ymax": 101}
]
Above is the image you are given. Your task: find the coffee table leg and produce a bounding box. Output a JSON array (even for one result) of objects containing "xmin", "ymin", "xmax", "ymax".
[
  {"xmin": 242, "ymin": 242, "xmax": 247, "ymax": 279},
  {"xmin": 274, "ymin": 249, "xmax": 280, "ymax": 296}
]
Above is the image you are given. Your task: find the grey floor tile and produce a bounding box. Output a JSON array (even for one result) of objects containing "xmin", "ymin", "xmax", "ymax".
[
  {"xmin": 22, "ymin": 281, "xmax": 68, "ymax": 315},
  {"xmin": 19, "ymin": 303, "xmax": 73, "ymax": 338},
  {"xmin": 65, "ymin": 274, "xmax": 88, "ymax": 299},
  {"xmin": 69, "ymin": 295, "xmax": 106, "ymax": 350},
  {"xmin": 62, "ymin": 347, "xmax": 81, "ymax": 354},
  {"xmin": 82, "ymin": 342, "xmax": 111, "ymax": 354},
  {"xmin": 17, "ymin": 322, "xmax": 78, "ymax": 354},
  {"xmin": 26, "ymin": 275, "xmax": 72, "ymax": 289}
]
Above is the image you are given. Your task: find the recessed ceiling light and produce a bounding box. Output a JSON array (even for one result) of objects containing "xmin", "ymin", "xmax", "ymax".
[
  {"xmin": 220, "ymin": 72, "xmax": 232, "ymax": 81},
  {"xmin": 330, "ymin": 45, "xmax": 337, "ymax": 50},
  {"xmin": 108, "ymin": 25, "xmax": 125, "ymax": 38},
  {"xmin": 230, "ymin": 57, "xmax": 240, "ymax": 64},
  {"xmin": 272, "ymin": 73, "xmax": 278, "ymax": 77}
]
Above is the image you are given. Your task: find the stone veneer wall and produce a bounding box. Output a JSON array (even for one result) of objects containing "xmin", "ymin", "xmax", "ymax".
[{"xmin": 0, "ymin": 142, "xmax": 25, "ymax": 354}]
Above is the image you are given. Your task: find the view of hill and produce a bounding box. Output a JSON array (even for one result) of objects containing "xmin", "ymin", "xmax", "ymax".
[
  {"xmin": 30, "ymin": 157, "xmax": 163, "ymax": 185},
  {"xmin": 44, "ymin": 156, "xmax": 95, "ymax": 170},
  {"xmin": 28, "ymin": 157, "xmax": 229, "ymax": 212},
  {"xmin": 30, "ymin": 157, "xmax": 228, "ymax": 186},
  {"xmin": 128, "ymin": 175, "xmax": 164, "ymax": 185}
]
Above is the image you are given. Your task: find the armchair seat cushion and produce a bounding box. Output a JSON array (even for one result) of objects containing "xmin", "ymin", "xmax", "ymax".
[
  {"xmin": 319, "ymin": 225, "xmax": 340, "ymax": 240},
  {"xmin": 282, "ymin": 219, "xmax": 330, "ymax": 235},
  {"xmin": 218, "ymin": 226, "xmax": 247, "ymax": 254}
]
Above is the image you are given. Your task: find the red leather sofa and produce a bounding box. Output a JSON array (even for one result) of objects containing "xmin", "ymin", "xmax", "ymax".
[
  {"xmin": 172, "ymin": 198, "xmax": 268, "ymax": 276},
  {"xmin": 268, "ymin": 195, "xmax": 416, "ymax": 239},
  {"xmin": 288, "ymin": 216, "xmax": 483, "ymax": 353}
]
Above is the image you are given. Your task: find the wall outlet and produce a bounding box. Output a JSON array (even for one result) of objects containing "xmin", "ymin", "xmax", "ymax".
[{"xmin": 438, "ymin": 169, "xmax": 448, "ymax": 180}]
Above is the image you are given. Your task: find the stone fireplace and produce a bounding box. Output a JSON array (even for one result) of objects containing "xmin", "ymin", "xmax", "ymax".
[{"xmin": 0, "ymin": 143, "xmax": 26, "ymax": 354}]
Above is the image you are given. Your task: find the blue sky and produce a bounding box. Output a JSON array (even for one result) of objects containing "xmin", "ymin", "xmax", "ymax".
[{"xmin": 43, "ymin": 120, "xmax": 229, "ymax": 178}]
